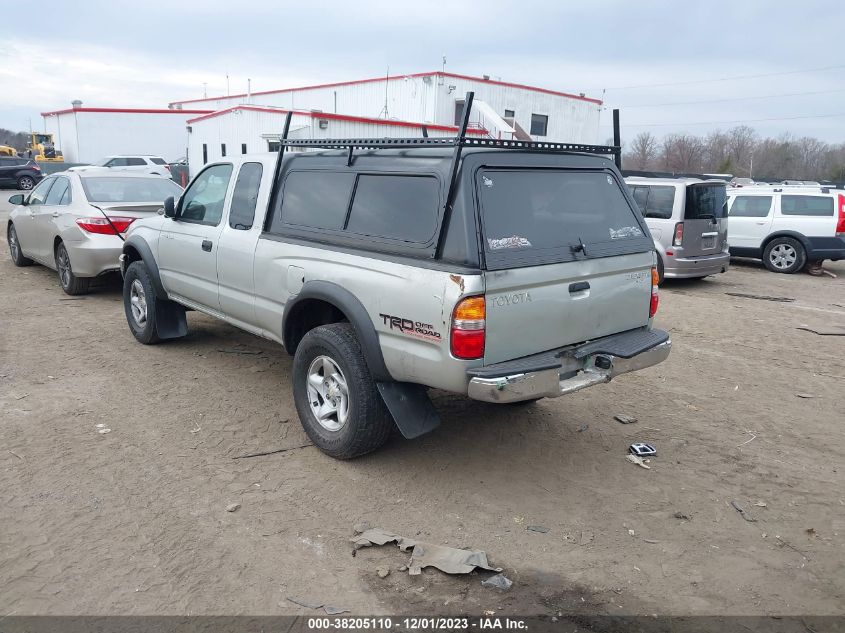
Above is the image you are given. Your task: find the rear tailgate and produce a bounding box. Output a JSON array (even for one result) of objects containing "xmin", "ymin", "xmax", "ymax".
[
  {"xmin": 477, "ymin": 168, "xmax": 655, "ymax": 365},
  {"xmin": 680, "ymin": 183, "xmax": 728, "ymax": 257}
]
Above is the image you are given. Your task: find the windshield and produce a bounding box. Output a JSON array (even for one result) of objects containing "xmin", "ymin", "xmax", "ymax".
[
  {"xmin": 479, "ymin": 169, "xmax": 652, "ymax": 268},
  {"xmin": 685, "ymin": 184, "xmax": 728, "ymax": 219},
  {"xmin": 81, "ymin": 176, "xmax": 182, "ymax": 203}
]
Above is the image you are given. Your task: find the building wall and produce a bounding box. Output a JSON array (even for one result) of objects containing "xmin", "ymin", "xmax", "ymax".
[
  {"xmin": 43, "ymin": 110, "xmax": 201, "ymax": 163},
  {"xmin": 171, "ymin": 73, "xmax": 602, "ymax": 144}
]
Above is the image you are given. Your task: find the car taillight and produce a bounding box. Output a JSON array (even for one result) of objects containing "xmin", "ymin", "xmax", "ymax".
[
  {"xmin": 837, "ymin": 194, "xmax": 845, "ymax": 236},
  {"xmin": 164, "ymin": 164, "xmax": 172, "ymax": 172},
  {"xmin": 649, "ymin": 266, "xmax": 660, "ymax": 318},
  {"xmin": 451, "ymin": 296, "xmax": 486, "ymax": 360},
  {"xmin": 75, "ymin": 216, "xmax": 136, "ymax": 235},
  {"xmin": 673, "ymin": 222, "xmax": 684, "ymax": 246},
  {"xmin": 31, "ymin": 163, "xmax": 41, "ymax": 172}
]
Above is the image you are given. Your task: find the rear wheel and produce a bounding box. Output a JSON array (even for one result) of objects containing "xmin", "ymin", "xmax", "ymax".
[
  {"xmin": 763, "ymin": 237, "xmax": 806, "ymax": 274},
  {"xmin": 55, "ymin": 242, "xmax": 90, "ymax": 295},
  {"xmin": 17, "ymin": 176, "xmax": 35, "ymax": 191},
  {"xmin": 292, "ymin": 323, "xmax": 393, "ymax": 459},
  {"xmin": 7, "ymin": 223, "xmax": 33, "ymax": 266}
]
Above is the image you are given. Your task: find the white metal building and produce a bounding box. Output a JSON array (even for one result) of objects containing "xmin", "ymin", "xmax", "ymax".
[
  {"xmin": 171, "ymin": 71, "xmax": 603, "ymax": 145},
  {"xmin": 185, "ymin": 106, "xmax": 489, "ymax": 175},
  {"xmin": 41, "ymin": 106, "xmax": 211, "ymax": 163}
]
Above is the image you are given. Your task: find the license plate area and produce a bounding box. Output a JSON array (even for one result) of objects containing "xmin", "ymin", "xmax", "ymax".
[{"xmin": 702, "ymin": 237, "xmax": 716, "ymax": 249}]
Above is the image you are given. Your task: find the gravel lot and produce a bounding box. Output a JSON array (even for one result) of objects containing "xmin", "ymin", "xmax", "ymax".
[{"xmin": 1, "ymin": 189, "xmax": 844, "ymax": 617}]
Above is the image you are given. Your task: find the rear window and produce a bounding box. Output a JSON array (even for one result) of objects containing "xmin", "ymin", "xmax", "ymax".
[
  {"xmin": 150, "ymin": 157, "xmax": 166, "ymax": 165},
  {"xmin": 781, "ymin": 195, "xmax": 834, "ymax": 216},
  {"xmin": 479, "ymin": 170, "xmax": 651, "ymax": 267},
  {"xmin": 346, "ymin": 175, "xmax": 438, "ymax": 243},
  {"xmin": 81, "ymin": 177, "xmax": 183, "ymax": 202},
  {"xmin": 685, "ymin": 184, "xmax": 728, "ymax": 219},
  {"xmin": 279, "ymin": 171, "xmax": 355, "ymax": 230},
  {"xmin": 631, "ymin": 185, "xmax": 675, "ymax": 219},
  {"xmin": 729, "ymin": 196, "xmax": 772, "ymax": 218},
  {"xmin": 229, "ymin": 162, "xmax": 263, "ymax": 230}
]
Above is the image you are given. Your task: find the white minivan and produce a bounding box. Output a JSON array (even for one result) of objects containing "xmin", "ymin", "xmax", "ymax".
[
  {"xmin": 626, "ymin": 177, "xmax": 730, "ymax": 282},
  {"xmin": 727, "ymin": 186, "xmax": 845, "ymax": 273}
]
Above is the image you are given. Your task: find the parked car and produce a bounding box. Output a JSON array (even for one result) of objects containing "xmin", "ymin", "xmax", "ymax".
[
  {"xmin": 626, "ymin": 177, "xmax": 730, "ymax": 282},
  {"xmin": 0, "ymin": 157, "xmax": 44, "ymax": 190},
  {"xmin": 68, "ymin": 155, "xmax": 171, "ymax": 177},
  {"xmin": 118, "ymin": 131, "xmax": 671, "ymax": 459},
  {"xmin": 6, "ymin": 171, "xmax": 183, "ymax": 294},
  {"xmin": 727, "ymin": 186, "xmax": 845, "ymax": 273}
]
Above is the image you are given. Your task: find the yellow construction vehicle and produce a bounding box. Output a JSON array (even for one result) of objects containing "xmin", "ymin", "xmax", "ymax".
[
  {"xmin": 28, "ymin": 132, "xmax": 64, "ymax": 162},
  {"xmin": 0, "ymin": 145, "xmax": 17, "ymax": 157}
]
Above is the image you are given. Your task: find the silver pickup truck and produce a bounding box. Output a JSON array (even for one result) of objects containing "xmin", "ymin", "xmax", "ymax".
[{"xmin": 119, "ymin": 101, "xmax": 670, "ymax": 459}]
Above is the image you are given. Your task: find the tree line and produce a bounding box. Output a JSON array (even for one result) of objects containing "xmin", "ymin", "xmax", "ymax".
[
  {"xmin": 623, "ymin": 127, "xmax": 845, "ymax": 182},
  {"xmin": 0, "ymin": 128, "xmax": 30, "ymax": 151}
]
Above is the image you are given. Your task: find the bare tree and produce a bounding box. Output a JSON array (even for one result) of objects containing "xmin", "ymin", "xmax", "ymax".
[
  {"xmin": 626, "ymin": 132, "xmax": 659, "ymax": 170},
  {"xmin": 727, "ymin": 126, "xmax": 757, "ymax": 177},
  {"xmin": 662, "ymin": 134, "xmax": 704, "ymax": 173}
]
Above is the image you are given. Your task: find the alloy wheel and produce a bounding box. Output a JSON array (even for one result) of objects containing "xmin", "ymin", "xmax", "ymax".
[
  {"xmin": 8, "ymin": 226, "xmax": 19, "ymax": 260},
  {"xmin": 129, "ymin": 279, "xmax": 148, "ymax": 327},
  {"xmin": 306, "ymin": 355, "xmax": 350, "ymax": 432},
  {"xmin": 769, "ymin": 244, "xmax": 797, "ymax": 270},
  {"xmin": 57, "ymin": 245, "xmax": 72, "ymax": 288}
]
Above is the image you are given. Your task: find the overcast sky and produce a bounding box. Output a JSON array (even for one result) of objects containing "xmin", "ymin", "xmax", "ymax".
[{"xmin": 1, "ymin": 0, "xmax": 843, "ymax": 143}]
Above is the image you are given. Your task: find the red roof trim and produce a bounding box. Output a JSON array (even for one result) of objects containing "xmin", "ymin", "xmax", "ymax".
[
  {"xmin": 41, "ymin": 107, "xmax": 213, "ymax": 116},
  {"xmin": 186, "ymin": 105, "xmax": 488, "ymax": 135},
  {"xmin": 169, "ymin": 71, "xmax": 602, "ymax": 106}
]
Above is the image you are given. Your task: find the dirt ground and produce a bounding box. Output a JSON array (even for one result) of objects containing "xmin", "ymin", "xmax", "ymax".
[{"xmin": 1, "ymin": 192, "xmax": 844, "ymax": 618}]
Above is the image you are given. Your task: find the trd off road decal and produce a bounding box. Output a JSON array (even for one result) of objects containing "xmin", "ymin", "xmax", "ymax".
[{"xmin": 379, "ymin": 314, "xmax": 442, "ymax": 341}]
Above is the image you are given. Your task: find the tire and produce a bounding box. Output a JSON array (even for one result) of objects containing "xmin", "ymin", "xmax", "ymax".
[
  {"xmin": 763, "ymin": 237, "xmax": 806, "ymax": 274},
  {"xmin": 55, "ymin": 241, "xmax": 90, "ymax": 295},
  {"xmin": 7, "ymin": 223, "xmax": 33, "ymax": 266},
  {"xmin": 292, "ymin": 323, "xmax": 393, "ymax": 459},
  {"xmin": 17, "ymin": 176, "xmax": 35, "ymax": 191},
  {"xmin": 123, "ymin": 260, "xmax": 161, "ymax": 344}
]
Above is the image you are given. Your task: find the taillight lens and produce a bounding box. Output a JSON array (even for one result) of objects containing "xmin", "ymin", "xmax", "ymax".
[
  {"xmin": 31, "ymin": 163, "xmax": 41, "ymax": 172},
  {"xmin": 673, "ymin": 222, "xmax": 684, "ymax": 246},
  {"xmin": 649, "ymin": 267, "xmax": 660, "ymax": 318},
  {"xmin": 837, "ymin": 194, "xmax": 845, "ymax": 236},
  {"xmin": 451, "ymin": 296, "xmax": 486, "ymax": 360},
  {"xmin": 75, "ymin": 216, "xmax": 136, "ymax": 235}
]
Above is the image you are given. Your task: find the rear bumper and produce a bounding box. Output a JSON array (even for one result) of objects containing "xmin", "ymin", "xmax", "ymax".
[
  {"xmin": 64, "ymin": 237, "xmax": 123, "ymax": 277},
  {"xmin": 807, "ymin": 236, "xmax": 845, "ymax": 261},
  {"xmin": 467, "ymin": 328, "xmax": 671, "ymax": 403},
  {"xmin": 664, "ymin": 252, "xmax": 730, "ymax": 278}
]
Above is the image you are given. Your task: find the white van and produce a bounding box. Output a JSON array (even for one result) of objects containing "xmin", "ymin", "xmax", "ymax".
[
  {"xmin": 626, "ymin": 177, "xmax": 730, "ymax": 282},
  {"xmin": 727, "ymin": 186, "xmax": 845, "ymax": 273}
]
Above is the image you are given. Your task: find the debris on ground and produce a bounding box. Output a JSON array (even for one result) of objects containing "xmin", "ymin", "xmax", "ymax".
[
  {"xmin": 353, "ymin": 522, "xmax": 371, "ymax": 534},
  {"xmin": 730, "ymin": 501, "xmax": 756, "ymax": 522},
  {"xmin": 232, "ymin": 443, "xmax": 313, "ymax": 459},
  {"xmin": 376, "ymin": 566, "xmax": 390, "ymax": 578},
  {"xmin": 615, "ymin": 414, "xmax": 638, "ymax": 424},
  {"xmin": 95, "ymin": 424, "xmax": 111, "ymax": 435},
  {"xmin": 796, "ymin": 393, "xmax": 816, "ymax": 399},
  {"xmin": 796, "ymin": 325, "xmax": 845, "ymax": 336},
  {"xmin": 626, "ymin": 454, "xmax": 651, "ymax": 469},
  {"xmin": 226, "ymin": 503, "xmax": 241, "ymax": 513},
  {"xmin": 754, "ymin": 501, "xmax": 767, "ymax": 508},
  {"xmin": 629, "ymin": 442, "xmax": 656, "ymax": 456},
  {"xmin": 286, "ymin": 597, "xmax": 349, "ymax": 615},
  {"xmin": 481, "ymin": 573, "xmax": 513, "ymax": 591},
  {"xmin": 577, "ymin": 424, "xmax": 589, "ymax": 432},
  {"xmin": 806, "ymin": 528, "xmax": 817, "ymax": 537},
  {"xmin": 526, "ymin": 525, "xmax": 550, "ymax": 534},
  {"xmin": 351, "ymin": 528, "xmax": 502, "ymax": 576},
  {"xmin": 725, "ymin": 292, "xmax": 794, "ymax": 303},
  {"xmin": 12, "ymin": 393, "xmax": 29, "ymax": 400},
  {"xmin": 513, "ymin": 515, "xmax": 525, "ymax": 525},
  {"xmin": 324, "ymin": 606, "xmax": 350, "ymax": 615},
  {"xmin": 217, "ymin": 348, "xmax": 264, "ymax": 355},
  {"xmin": 673, "ymin": 511, "xmax": 691, "ymax": 520}
]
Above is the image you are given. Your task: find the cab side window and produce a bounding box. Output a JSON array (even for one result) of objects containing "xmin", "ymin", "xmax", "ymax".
[
  {"xmin": 27, "ymin": 178, "xmax": 54, "ymax": 205},
  {"xmin": 45, "ymin": 177, "xmax": 71, "ymax": 206},
  {"xmin": 105, "ymin": 158, "xmax": 126, "ymax": 167},
  {"xmin": 179, "ymin": 164, "xmax": 233, "ymax": 226}
]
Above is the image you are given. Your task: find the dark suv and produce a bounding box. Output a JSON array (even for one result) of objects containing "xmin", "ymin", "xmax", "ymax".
[{"xmin": 0, "ymin": 157, "xmax": 44, "ymax": 190}]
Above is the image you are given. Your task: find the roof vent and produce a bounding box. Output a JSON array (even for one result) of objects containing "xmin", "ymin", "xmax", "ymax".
[
  {"xmin": 71, "ymin": 100, "xmax": 83, "ymax": 109},
  {"xmin": 483, "ymin": 75, "xmax": 490, "ymax": 81}
]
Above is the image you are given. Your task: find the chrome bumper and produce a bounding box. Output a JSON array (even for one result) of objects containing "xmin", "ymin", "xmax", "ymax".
[{"xmin": 467, "ymin": 340, "xmax": 672, "ymax": 404}]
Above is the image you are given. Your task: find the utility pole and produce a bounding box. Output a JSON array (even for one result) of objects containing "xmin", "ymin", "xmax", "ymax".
[{"xmin": 203, "ymin": 82, "xmax": 208, "ymax": 98}]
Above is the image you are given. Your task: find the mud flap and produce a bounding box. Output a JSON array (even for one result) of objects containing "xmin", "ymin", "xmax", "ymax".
[
  {"xmin": 155, "ymin": 300, "xmax": 188, "ymax": 340},
  {"xmin": 376, "ymin": 382, "xmax": 441, "ymax": 439}
]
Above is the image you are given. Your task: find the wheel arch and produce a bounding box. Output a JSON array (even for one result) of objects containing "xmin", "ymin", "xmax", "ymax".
[
  {"xmin": 761, "ymin": 230, "xmax": 811, "ymax": 254},
  {"xmin": 122, "ymin": 236, "xmax": 167, "ymax": 298},
  {"xmin": 282, "ymin": 281, "xmax": 392, "ymax": 382}
]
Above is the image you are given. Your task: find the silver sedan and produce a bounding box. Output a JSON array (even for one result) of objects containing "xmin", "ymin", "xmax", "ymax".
[{"xmin": 6, "ymin": 170, "xmax": 183, "ymax": 295}]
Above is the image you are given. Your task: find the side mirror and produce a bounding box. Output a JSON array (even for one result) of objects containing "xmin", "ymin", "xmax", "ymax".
[
  {"xmin": 163, "ymin": 196, "xmax": 176, "ymax": 218},
  {"xmin": 8, "ymin": 194, "xmax": 25, "ymax": 205}
]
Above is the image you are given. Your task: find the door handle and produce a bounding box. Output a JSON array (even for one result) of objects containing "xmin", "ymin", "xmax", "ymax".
[
  {"xmin": 201, "ymin": 239, "xmax": 213, "ymax": 252},
  {"xmin": 755, "ymin": 222, "xmax": 766, "ymax": 225},
  {"xmin": 51, "ymin": 211, "xmax": 59, "ymax": 218},
  {"xmin": 569, "ymin": 281, "xmax": 590, "ymax": 293}
]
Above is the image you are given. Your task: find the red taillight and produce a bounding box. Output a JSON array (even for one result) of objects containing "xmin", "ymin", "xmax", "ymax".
[
  {"xmin": 673, "ymin": 222, "xmax": 684, "ymax": 247},
  {"xmin": 649, "ymin": 266, "xmax": 660, "ymax": 318},
  {"xmin": 75, "ymin": 216, "xmax": 136, "ymax": 235},
  {"xmin": 164, "ymin": 164, "xmax": 172, "ymax": 172},
  {"xmin": 837, "ymin": 194, "xmax": 845, "ymax": 236},
  {"xmin": 31, "ymin": 163, "xmax": 41, "ymax": 172},
  {"xmin": 450, "ymin": 296, "xmax": 486, "ymax": 360}
]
